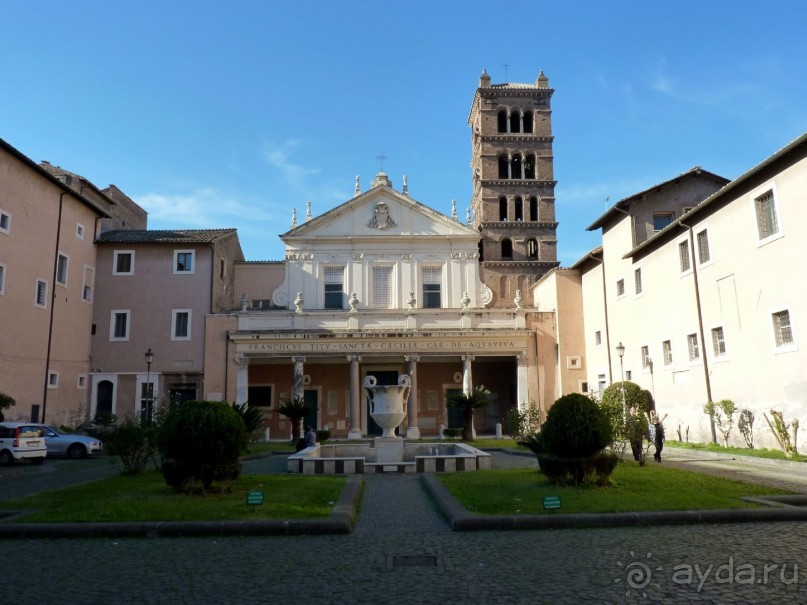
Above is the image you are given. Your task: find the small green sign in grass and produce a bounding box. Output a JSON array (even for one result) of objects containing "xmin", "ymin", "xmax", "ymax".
[
  {"xmin": 542, "ymin": 495, "xmax": 562, "ymax": 510},
  {"xmin": 246, "ymin": 491, "xmax": 265, "ymax": 506}
]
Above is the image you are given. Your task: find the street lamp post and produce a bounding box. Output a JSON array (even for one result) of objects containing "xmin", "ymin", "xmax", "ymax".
[
  {"xmin": 144, "ymin": 348, "xmax": 154, "ymax": 424},
  {"xmin": 616, "ymin": 342, "xmax": 626, "ymax": 419}
]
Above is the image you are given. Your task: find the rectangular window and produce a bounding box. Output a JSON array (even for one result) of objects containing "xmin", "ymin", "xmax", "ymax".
[
  {"xmin": 616, "ymin": 278, "xmax": 625, "ymax": 297},
  {"xmin": 172, "ymin": 309, "xmax": 191, "ymax": 340},
  {"xmin": 323, "ymin": 266, "xmax": 345, "ymax": 310},
  {"xmin": 77, "ymin": 375, "xmax": 87, "ymax": 389},
  {"xmin": 371, "ymin": 266, "xmax": 393, "ymax": 309},
  {"xmin": 56, "ymin": 252, "xmax": 69, "ymax": 286},
  {"xmin": 174, "ymin": 250, "xmax": 195, "ymax": 274},
  {"xmin": 679, "ymin": 240, "xmax": 691, "ymax": 273},
  {"xmin": 696, "ymin": 229, "xmax": 710, "ymax": 264},
  {"xmin": 625, "ymin": 370, "xmax": 632, "ymax": 380},
  {"xmin": 0, "ymin": 209, "xmax": 10, "ymax": 234},
  {"xmin": 595, "ymin": 331, "xmax": 602, "ymax": 346},
  {"xmin": 76, "ymin": 223, "xmax": 85, "ymax": 240},
  {"xmin": 634, "ymin": 268, "xmax": 643, "ymax": 295},
  {"xmin": 82, "ymin": 266, "xmax": 94, "ymax": 302},
  {"xmin": 652, "ymin": 213, "xmax": 673, "ymax": 231},
  {"xmin": 641, "ymin": 346, "xmax": 650, "ymax": 369},
  {"xmin": 114, "ymin": 251, "xmax": 134, "ymax": 275},
  {"xmin": 662, "ymin": 340, "xmax": 673, "ymax": 366},
  {"xmin": 772, "ymin": 310, "xmax": 794, "ymax": 349},
  {"xmin": 0, "ymin": 263, "xmax": 5, "ymax": 295},
  {"xmin": 47, "ymin": 372, "xmax": 59, "ymax": 388},
  {"xmin": 711, "ymin": 326, "xmax": 727, "ymax": 358},
  {"xmin": 421, "ymin": 266, "xmax": 442, "ymax": 309},
  {"xmin": 35, "ymin": 279, "xmax": 48, "ymax": 308},
  {"xmin": 687, "ymin": 333, "xmax": 700, "ymax": 362},
  {"xmin": 755, "ymin": 190, "xmax": 780, "ymax": 241},
  {"xmin": 110, "ymin": 310, "xmax": 130, "ymax": 341}
]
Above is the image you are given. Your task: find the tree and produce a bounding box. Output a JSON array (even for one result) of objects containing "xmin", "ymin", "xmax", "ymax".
[
  {"xmin": 704, "ymin": 399, "xmax": 737, "ymax": 447},
  {"xmin": 446, "ymin": 386, "xmax": 493, "ymax": 442},
  {"xmin": 277, "ymin": 396, "xmax": 313, "ymax": 442},
  {"xmin": 598, "ymin": 381, "xmax": 650, "ymax": 456},
  {"xmin": 232, "ymin": 402, "xmax": 265, "ymax": 442},
  {"xmin": 0, "ymin": 392, "xmax": 15, "ymax": 422}
]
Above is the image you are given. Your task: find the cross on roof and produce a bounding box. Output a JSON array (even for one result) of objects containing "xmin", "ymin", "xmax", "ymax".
[{"xmin": 376, "ymin": 152, "xmax": 387, "ymax": 172}]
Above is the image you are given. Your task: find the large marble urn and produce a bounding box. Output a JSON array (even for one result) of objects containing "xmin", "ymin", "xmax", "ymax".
[{"xmin": 365, "ymin": 374, "xmax": 411, "ymax": 438}]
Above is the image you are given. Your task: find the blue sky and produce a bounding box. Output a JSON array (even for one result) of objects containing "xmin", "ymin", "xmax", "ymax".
[{"xmin": 3, "ymin": 1, "xmax": 806, "ymax": 265}]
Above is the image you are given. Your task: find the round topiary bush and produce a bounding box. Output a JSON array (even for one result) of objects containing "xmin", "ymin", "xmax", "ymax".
[
  {"xmin": 158, "ymin": 400, "xmax": 248, "ymax": 492},
  {"xmin": 541, "ymin": 393, "xmax": 613, "ymax": 459}
]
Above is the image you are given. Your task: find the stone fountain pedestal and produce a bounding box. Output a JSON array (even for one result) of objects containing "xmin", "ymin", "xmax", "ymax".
[{"xmin": 365, "ymin": 374, "xmax": 411, "ymax": 463}]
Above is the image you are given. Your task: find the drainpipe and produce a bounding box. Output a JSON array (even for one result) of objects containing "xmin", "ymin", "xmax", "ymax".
[
  {"xmin": 681, "ymin": 222, "xmax": 717, "ymax": 444},
  {"xmin": 42, "ymin": 192, "xmax": 66, "ymax": 422}
]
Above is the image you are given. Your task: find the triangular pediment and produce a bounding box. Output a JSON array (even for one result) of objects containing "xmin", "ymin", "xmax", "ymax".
[{"xmin": 281, "ymin": 184, "xmax": 478, "ymax": 243}]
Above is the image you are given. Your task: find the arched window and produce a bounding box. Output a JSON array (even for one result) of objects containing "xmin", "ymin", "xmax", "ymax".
[
  {"xmin": 497, "ymin": 110, "xmax": 508, "ymax": 133},
  {"xmin": 509, "ymin": 111, "xmax": 520, "ymax": 133},
  {"xmin": 499, "ymin": 197, "xmax": 508, "ymax": 221},
  {"xmin": 524, "ymin": 154, "xmax": 536, "ymax": 179},
  {"xmin": 510, "ymin": 153, "xmax": 522, "ymax": 179},
  {"xmin": 529, "ymin": 196, "xmax": 539, "ymax": 221},
  {"xmin": 498, "ymin": 154, "xmax": 509, "ymax": 179},
  {"xmin": 523, "ymin": 110, "xmax": 533, "ymax": 133},
  {"xmin": 501, "ymin": 238, "xmax": 513, "ymax": 259},
  {"xmin": 527, "ymin": 238, "xmax": 538, "ymax": 258},
  {"xmin": 514, "ymin": 197, "xmax": 523, "ymax": 221}
]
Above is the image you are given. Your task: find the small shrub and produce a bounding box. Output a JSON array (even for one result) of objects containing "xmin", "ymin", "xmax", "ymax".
[
  {"xmin": 0, "ymin": 391, "xmax": 15, "ymax": 422},
  {"xmin": 316, "ymin": 429, "xmax": 331, "ymax": 443},
  {"xmin": 738, "ymin": 409, "xmax": 755, "ymax": 449},
  {"xmin": 598, "ymin": 381, "xmax": 649, "ymax": 455},
  {"xmin": 503, "ymin": 401, "xmax": 542, "ymax": 440},
  {"xmin": 541, "ymin": 393, "xmax": 612, "ymax": 459},
  {"xmin": 764, "ymin": 410, "xmax": 799, "ymax": 457},
  {"xmin": 536, "ymin": 451, "xmax": 619, "ymax": 486},
  {"xmin": 105, "ymin": 416, "xmax": 155, "ymax": 475},
  {"xmin": 442, "ymin": 427, "xmax": 463, "ymax": 440},
  {"xmin": 232, "ymin": 402, "xmax": 265, "ymax": 440},
  {"xmin": 158, "ymin": 400, "xmax": 248, "ymax": 492}
]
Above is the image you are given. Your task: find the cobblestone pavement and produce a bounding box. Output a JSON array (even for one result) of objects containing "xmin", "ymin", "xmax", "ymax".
[{"xmin": 6, "ymin": 521, "xmax": 805, "ymax": 604}]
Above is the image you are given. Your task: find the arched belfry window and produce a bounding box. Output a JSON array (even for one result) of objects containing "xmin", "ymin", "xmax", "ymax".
[
  {"xmin": 509, "ymin": 111, "xmax": 520, "ymax": 133},
  {"xmin": 501, "ymin": 238, "xmax": 513, "ymax": 259},
  {"xmin": 529, "ymin": 196, "xmax": 539, "ymax": 221},
  {"xmin": 523, "ymin": 110, "xmax": 534, "ymax": 133},
  {"xmin": 498, "ymin": 154, "xmax": 509, "ymax": 178},
  {"xmin": 510, "ymin": 154, "xmax": 522, "ymax": 179},
  {"xmin": 499, "ymin": 197, "xmax": 508, "ymax": 221},
  {"xmin": 527, "ymin": 238, "xmax": 538, "ymax": 258},
  {"xmin": 497, "ymin": 110, "xmax": 508, "ymax": 133},
  {"xmin": 525, "ymin": 154, "xmax": 536, "ymax": 179},
  {"xmin": 514, "ymin": 197, "xmax": 523, "ymax": 221}
]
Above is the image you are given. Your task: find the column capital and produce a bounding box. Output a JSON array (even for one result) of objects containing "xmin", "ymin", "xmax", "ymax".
[
  {"xmin": 234, "ymin": 355, "xmax": 249, "ymax": 370},
  {"xmin": 405, "ymin": 354, "xmax": 421, "ymax": 363},
  {"xmin": 516, "ymin": 354, "xmax": 528, "ymax": 366},
  {"xmin": 461, "ymin": 354, "xmax": 476, "ymax": 363},
  {"xmin": 347, "ymin": 354, "xmax": 362, "ymax": 363},
  {"xmin": 292, "ymin": 356, "xmax": 306, "ymax": 364}
]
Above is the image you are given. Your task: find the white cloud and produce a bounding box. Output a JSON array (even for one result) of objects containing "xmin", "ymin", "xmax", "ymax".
[
  {"xmin": 138, "ymin": 188, "xmax": 279, "ymax": 228},
  {"xmin": 263, "ymin": 140, "xmax": 321, "ymax": 186}
]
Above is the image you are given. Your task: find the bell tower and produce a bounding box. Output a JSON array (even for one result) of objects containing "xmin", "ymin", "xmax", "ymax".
[{"xmin": 469, "ymin": 69, "xmax": 559, "ymax": 307}]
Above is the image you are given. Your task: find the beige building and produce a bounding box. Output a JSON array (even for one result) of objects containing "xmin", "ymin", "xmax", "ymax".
[
  {"xmin": 536, "ymin": 133, "xmax": 807, "ymax": 448},
  {"xmin": 0, "ymin": 140, "xmax": 110, "ymax": 424}
]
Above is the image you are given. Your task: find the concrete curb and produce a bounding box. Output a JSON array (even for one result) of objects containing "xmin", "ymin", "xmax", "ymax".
[
  {"xmin": 665, "ymin": 446, "xmax": 806, "ymax": 469},
  {"xmin": 0, "ymin": 475, "xmax": 364, "ymax": 540},
  {"xmin": 420, "ymin": 473, "xmax": 807, "ymax": 532}
]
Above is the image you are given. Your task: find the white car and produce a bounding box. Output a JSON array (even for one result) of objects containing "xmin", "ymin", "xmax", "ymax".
[
  {"xmin": 34, "ymin": 424, "xmax": 103, "ymax": 459},
  {"xmin": 0, "ymin": 422, "xmax": 47, "ymax": 466}
]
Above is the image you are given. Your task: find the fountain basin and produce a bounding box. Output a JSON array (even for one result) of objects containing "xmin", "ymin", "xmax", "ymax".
[{"xmin": 287, "ymin": 441, "xmax": 491, "ymax": 474}]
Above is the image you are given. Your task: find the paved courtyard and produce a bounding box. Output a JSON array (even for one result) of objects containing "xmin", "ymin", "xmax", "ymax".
[{"xmin": 3, "ymin": 448, "xmax": 806, "ymax": 603}]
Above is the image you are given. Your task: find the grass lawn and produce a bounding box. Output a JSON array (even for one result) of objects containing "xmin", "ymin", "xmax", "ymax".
[
  {"xmin": 0, "ymin": 471, "xmax": 345, "ymax": 523},
  {"xmin": 667, "ymin": 440, "xmax": 807, "ymax": 462},
  {"xmin": 438, "ymin": 464, "xmax": 794, "ymax": 515}
]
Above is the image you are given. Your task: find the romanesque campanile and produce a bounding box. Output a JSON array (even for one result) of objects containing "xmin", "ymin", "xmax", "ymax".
[{"xmin": 469, "ymin": 69, "xmax": 559, "ymax": 307}]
